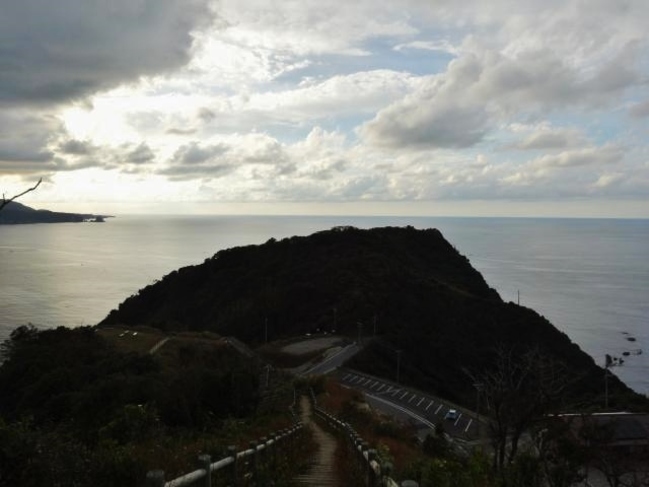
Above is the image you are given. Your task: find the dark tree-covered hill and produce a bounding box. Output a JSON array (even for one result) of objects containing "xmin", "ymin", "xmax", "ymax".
[
  {"xmin": 99, "ymin": 225, "xmax": 638, "ymax": 407},
  {"xmin": 0, "ymin": 201, "xmax": 110, "ymax": 224}
]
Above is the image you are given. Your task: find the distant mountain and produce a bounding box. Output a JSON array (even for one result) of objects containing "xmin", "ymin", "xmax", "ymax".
[
  {"xmin": 0, "ymin": 201, "xmax": 111, "ymax": 224},
  {"xmin": 99, "ymin": 226, "xmax": 641, "ymax": 408}
]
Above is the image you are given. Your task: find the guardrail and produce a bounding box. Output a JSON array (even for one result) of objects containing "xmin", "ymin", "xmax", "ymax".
[
  {"xmin": 147, "ymin": 394, "xmax": 303, "ymax": 487},
  {"xmin": 146, "ymin": 424, "xmax": 303, "ymax": 487},
  {"xmin": 309, "ymin": 389, "xmax": 417, "ymax": 487}
]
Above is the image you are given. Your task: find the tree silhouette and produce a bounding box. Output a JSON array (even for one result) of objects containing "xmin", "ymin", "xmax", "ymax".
[
  {"xmin": 0, "ymin": 178, "xmax": 41, "ymax": 212},
  {"xmin": 471, "ymin": 346, "xmax": 572, "ymax": 473}
]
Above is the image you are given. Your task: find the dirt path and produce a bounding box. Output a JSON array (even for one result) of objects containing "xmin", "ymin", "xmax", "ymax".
[{"xmin": 293, "ymin": 396, "xmax": 340, "ymax": 487}]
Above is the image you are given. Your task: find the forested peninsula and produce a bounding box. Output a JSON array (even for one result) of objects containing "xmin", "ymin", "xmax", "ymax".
[
  {"xmin": 100, "ymin": 225, "xmax": 639, "ymax": 408},
  {"xmin": 0, "ymin": 201, "xmax": 110, "ymax": 224}
]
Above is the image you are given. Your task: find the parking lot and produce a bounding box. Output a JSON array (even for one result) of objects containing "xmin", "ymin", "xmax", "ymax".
[{"xmin": 339, "ymin": 371, "xmax": 479, "ymax": 438}]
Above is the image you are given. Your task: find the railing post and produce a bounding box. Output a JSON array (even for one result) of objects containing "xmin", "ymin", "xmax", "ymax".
[
  {"xmin": 367, "ymin": 449, "xmax": 376, "ymax": 487},
  {"xmin": 146, "ymin": 470, "xmax": 165, "ymax": 487},
  {"xmin": 271, "ymin": 433, "xmax": 278, "ymax": 469},
  {"xmin": 198, "ymin": 454, "xmax": 212, "ymax": 487},
  {"xmin": 360, "ymin": 441, "xmax": 369, "ymax": 485},
  {"xmin": 250, "ymin": 440, "xmax": 259, "ymax": 482},
  {"xmin": 383, "ymin": 462, "xmax": 394, "ymax": 486},
  {"xmin": 227, "ymin": 445, "xmax": 238, "ymax": 486},
  {"xmin": 260, "ymin": 436, "xmax": 267, "ymax": 472}
]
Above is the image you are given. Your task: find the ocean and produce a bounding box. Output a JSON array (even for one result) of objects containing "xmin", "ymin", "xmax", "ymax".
[{"xmin": 1, "ymin": 215, "xmax": 647, "ymax": 395}]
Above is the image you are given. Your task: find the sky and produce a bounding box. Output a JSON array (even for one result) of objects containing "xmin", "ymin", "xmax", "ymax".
[{"xmin": 1, "ymin": 0, "xmax": 648, "ymax": 217}]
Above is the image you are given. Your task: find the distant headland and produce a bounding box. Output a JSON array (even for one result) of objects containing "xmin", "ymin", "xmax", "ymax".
[{"xmin": 0, "ymin": 201, "xmax": 113, "ymax": 224}]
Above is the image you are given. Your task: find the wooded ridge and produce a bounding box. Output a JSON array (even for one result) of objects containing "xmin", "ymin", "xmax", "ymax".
[{"xmin": 100, "ymin": 225, "xmax": 642, "ymax": 409}]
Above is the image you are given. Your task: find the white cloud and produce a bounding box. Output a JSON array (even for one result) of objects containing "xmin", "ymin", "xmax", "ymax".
[
  {"xmin": 2, "ymin": 0, "xmax": 649, "ymax": 216},
  {"xmin": 393, "ymin": 40, "xmax": 459, "ymax": 55},
  {"xmin": 594, "ymin": 172, "xmax": 624, "ymax": 189},
  {"xmin": 159, "ymin": 133, "xmax": 291, "ymax": 181},
  {"xmin": 360, "ymin": 94, "xmax": 490, "ymax": 149},
  {"xmin": 532, "ymin": 145, "xmax": 624, "ymax": 169},
  {"xmin": 360, "ymin": 38, "xmax": 644, "ymax": 151},
  {"xmin": 215, "ymin": 0, "xmax": 417, "ymax": 56},
  {"xmin": 629, "ymin": 100, "xmax": 649, "ymax": 118},
  {"xmin": 507, "ymin": 125, "xmax": 586, "ymax": 150},
  {"xmin": 246, "ymin": 70, "xmax": 418, "ymax": 122}
]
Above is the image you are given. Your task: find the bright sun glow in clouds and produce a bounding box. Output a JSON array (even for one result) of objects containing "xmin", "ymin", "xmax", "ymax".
[{"xmin": 1, "ymin": 0, "xmax": 648, "ymax": 217}]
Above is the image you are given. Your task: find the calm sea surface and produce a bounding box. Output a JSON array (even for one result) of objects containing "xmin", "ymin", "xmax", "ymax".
[{"xmin": 1, "ymin": 215, "xmax": 648, "ymax": 394}]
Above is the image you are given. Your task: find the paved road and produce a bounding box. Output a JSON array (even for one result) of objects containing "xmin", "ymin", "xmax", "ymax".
[
  {"xmin": 338, "ymin": 370, "xmax": 481, "ymax": 439},
  {"xmin": 301, "ymin": 343, "xmax": 360, "ymax": 376},
  {"xmin": 148, "ymin": 337, "xmax": 171, "ymax": 355}
]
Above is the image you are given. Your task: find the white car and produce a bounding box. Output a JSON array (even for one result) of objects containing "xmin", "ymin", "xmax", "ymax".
[{"xmin": 444, "ymin": 409, "xmax": 458, "ymax": 421}]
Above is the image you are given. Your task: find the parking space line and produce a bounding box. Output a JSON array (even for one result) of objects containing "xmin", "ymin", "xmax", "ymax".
[
  {"xmin": 371, "ymin": 381, "xmax": 379, "ymax": 389},
  {"xmin": 352, "ymin": 376, "xmax": 362, "ymax": 384},
  {"xmin": 454, "ymin": 413, "xmax": 462, "ymax": 427},
  {"xmin": 342, "ymin": 373, "xmax": 351, "ymax": 381},
  {"xmin": 417, "ymin": 398, "xmax": 424, "ymax": 407},
  {"xmin": 391, "ymin": 389, "xmax": 400, "ymax": 397},
  {"xmin": 363, "ymin": 378, "xmax": 372, "ymax": 386},
  {"xmin": 377, "ymin": 384, "xmax": 386, "ymax": 392},
  {"xmin": 426, "ymin": 400, "xmax": 434, "ymax": 411},
  {"xmin": 464, "ymin": 419, "xmax": 473, "ymax": 433},
  {"xmin": 400, "ymin": 391, "xmax": 409, "ymax": 400},
  {"xmin": 435, "ymin": 404, "xmax": 443, "ymax": 414}
]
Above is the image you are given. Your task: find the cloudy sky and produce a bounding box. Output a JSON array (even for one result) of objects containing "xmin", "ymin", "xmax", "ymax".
[{"xmin": 1, "ymin": 0, "xmax": 648, "ymax": 217}]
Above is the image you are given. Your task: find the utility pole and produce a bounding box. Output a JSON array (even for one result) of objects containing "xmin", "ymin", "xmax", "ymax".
[
  {"xmin": 604, "ymin": 353, "xmax": 624, "ymax": 409},
  {"xmin": 605, "ymin": 366, "xmax": 609, "ymax": 409}
]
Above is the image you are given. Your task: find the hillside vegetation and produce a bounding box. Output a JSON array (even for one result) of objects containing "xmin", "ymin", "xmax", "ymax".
[
  {"xmin": 0, "ymin": 325, "xmax": 302, "ymax": 485},
  {"xmin": 100, "ymin": 226, "xmax": 640, "ymax": 408}
]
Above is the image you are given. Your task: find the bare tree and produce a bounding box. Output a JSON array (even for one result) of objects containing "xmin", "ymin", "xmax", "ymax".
[
  {"xmin": 471, "ymin": 346, "xmax": 572, "ymax": 473},
  {"xmin": 0, "ymin": 178, "xmax": 42, "ymax": 212}
]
